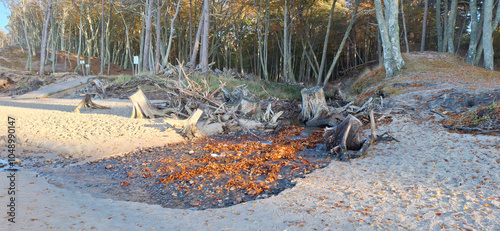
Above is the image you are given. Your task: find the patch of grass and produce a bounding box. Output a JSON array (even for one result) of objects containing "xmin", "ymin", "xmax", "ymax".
[
  {"xmin": 188, "ymin": 73, "xmax": 302, "ymax": 100},
  {"xmin": 350, "ymin": 66, "xmax": 386, "ymax": 94},
  {"xmin": 108, "ymin": 74, "xmax": 133, "ymax": 84}
]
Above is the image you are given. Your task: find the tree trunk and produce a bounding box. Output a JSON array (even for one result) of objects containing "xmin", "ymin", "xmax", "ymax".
[
  {"xmin": 420, "ymin": 0, "xmax": 429, "ymax": 52},
  {"xmin": 446, "ymin": 0, "xmax": 458, "ymax": 53},
  {"xmin": 466, "ymin": 0, "xmax": 479, "ymax": 63},
  {"xmin": 190, "ymin": 11, "xmax": 204, "ymax": 67},
  {"xmin": 200, "ymin": 0, "xmax": 210, "ymax": 73},
  {"xmin": 143, "ymin": 0, "xmax": 154, "ymax": 72},
  {"xmin": 436, "ymin": 0, "xmax": 443, "ymax": 52},
  {"xmin": 387, "ymin": 0, "xmax": 404, "ymax": 69},
  {"xmin": 401, "ymin": 0, "xmax": 410, "ymax": 53},
  {"xmin": 100, "ymin": 0, "xmax": 105, "ymax": 75},
  {"xmin": 39, "ymin": 0, "xmax": 53, "ymax": 77},
  {"xmin": 322, "ymin": 0, "xmax": 359, "ymax": 87},
  {"xmin": 155, "ymin": 0, "xmax": 162, "ymax": 74},
  {"xmin": 374, "ymin": 0, "xmax": 398, "ymax": 76},
  {"xmin": 316, "ymin": 0, "xmax": 338, "ymax": 85},
  {"xmin": 162, "ymin": 0, "xmax": 183, "ymax": 68},
  {"xmin": 483, "ymin": 0, "xmax": 494, "ymax": 70}
]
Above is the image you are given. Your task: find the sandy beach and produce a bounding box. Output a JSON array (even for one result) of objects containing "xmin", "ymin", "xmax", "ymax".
[{"xmin": 0, "ymin": 94, "xmax": 498, "ymax": 230}]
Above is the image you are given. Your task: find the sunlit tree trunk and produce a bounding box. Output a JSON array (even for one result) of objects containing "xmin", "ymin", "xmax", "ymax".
[
  {"xmin": 100, "ymin": 0, "xmax": 105, "ymax": 75},
  {"xmin": 39, "ymin": 0, "xmax": 53, "ymax": 77},
  {"xmin": 322, "ymin": 0, "xmax": 360, "ymax": 87},
  {"xmin": 200, "ymin": 0, "xmax": 210, "ymax": 73},
  {"xmin": 143, "ymin": 0, "xmax": 154, "ymax": 72},
  {"xmin": 466, "ymin": 0, "xmax": 479, "ymax": 63},
  {"xmin": 316, "ymin": 0, "xmax": 337, "ymax": 85},
  {"xmin": 374, "ymin": 0, "xmax": 404, "ymax": 76},
  {"xmin": 163, "ymin": 0, "xmax": 183, "ymax": 68}
]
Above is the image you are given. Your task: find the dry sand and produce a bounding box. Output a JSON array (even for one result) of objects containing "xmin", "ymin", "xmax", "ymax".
[{"xmin": 0, "ymin": 95, "xmax": 499, "ymax": 230}]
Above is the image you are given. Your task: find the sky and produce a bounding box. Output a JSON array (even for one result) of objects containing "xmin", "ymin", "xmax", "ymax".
[{"xmin": 0, "ymin": 3, "xmax": 10, "ymax": 32}]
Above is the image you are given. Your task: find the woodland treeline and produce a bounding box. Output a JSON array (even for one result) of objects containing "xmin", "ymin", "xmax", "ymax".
[{"xmin": 0, "ymin": 0, "xmax": 499, "ymax": 85}]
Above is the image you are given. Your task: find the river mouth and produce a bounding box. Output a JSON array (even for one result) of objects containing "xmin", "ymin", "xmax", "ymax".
[{"xmin": 37, "ymin": 126, "xmax": 334, "ymax": 210}]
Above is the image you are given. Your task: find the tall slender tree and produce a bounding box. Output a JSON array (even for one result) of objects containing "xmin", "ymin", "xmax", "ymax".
[{"xmin": 39, "ymin": 0, "xmax": 53, "ymax": 77}]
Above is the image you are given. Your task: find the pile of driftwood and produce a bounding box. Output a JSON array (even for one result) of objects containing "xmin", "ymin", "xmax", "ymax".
[
  {"xmin": 74, "ymin": 66, "xmax": 282, "ymax": 140},
  {"xmin": 300, "ymin": 86, "xmax": 396, "ymax": 161}
]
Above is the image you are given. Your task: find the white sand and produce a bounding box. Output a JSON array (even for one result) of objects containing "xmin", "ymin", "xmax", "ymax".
[{"xmin": 0, "ymin": 96, "xmax": 499, "ymax": 230}]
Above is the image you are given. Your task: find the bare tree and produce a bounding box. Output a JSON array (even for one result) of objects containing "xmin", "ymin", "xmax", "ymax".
[
  {"xmin": 483, "ymin": 0, "xmax": 494, "ymax": 70},
  {"xmin": 200, "ymin": 0, "xmax": 210, "ymax": 73},
  {"xmin": 436, "ymin": 0, "xmax": 443, "ymax": 52},
  {"xmin": 446, "ymin": 0, "xmax": 458, "ymax": 53},
  {"xmin": 100, "ymin": 0, "xmax": 105, "ymax": 75},
  {"xmin": 316, "ymin": 0, "xmax": 337, "ymax": 86},
  {"xmin": 39, "ymin": 0, "xmax": 53, "ymax": 77},
  {"xmin": 143, "ymin": 0, "xmax": 154, "ymax": 72},
  {"xmin": 374, "ymin": 0, "xmax": 404, "ymax": 76},
  {"xmin": 420, "ymin": 0, "xmax": 429, "ymax": 51},
  {"xmin": 466, "ymin": 0, "xmax": 479, "ymax": 63}
]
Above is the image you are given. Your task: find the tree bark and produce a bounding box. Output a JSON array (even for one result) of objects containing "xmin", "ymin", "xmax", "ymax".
[
  {"xmin": 39, "ymin": 0, "xmax": 53, "ymax": 77},
  {"xmin": 154, "ymin": 0, "xmax": 162, "ymax": 74},
  {"xmin": 200, "ymin": 0, "xmax": 210, "ymax": 73},
  {"xmin": 446, "ymin": 0, "xmax": 458, "ymax": 53},
  {"xmin": 162, "ymin": 0, "xmax": 183, "ymax": 68},
  {"xmin": 316, "ymin": 0, "xmax": 338, "ymax": 85},
  {"xmin": 482, "ymin": 0, "xmax": 494, "ymax": 70},
  {"xmin": 436, "ymin": 0, "xmax": 443, "ymax": 52},
  {"xmin": 420, "ymin": 0, "xmax": 429, "ymax": 52},
  {"xmin": 100, "ymin": 0, "xmax": 105, "ymax": 75},
  {"xmin": 374, "ymin": 0, "xmax": 399, "ymax": 76},
  {"xmin": 466, "ymin": 0, "xmax": 479, "ymax": 63},
  {"xmin": 322, "ymin": 0, "xmax": 359, "ymax": 87},
  {"xmin": 401, "ymin": 0, "xmax": 410, "ymax": 53},
  {"xmin": 143, "ymin": 0, "xmax": 154, "ymax": 72},
  {"xmin": 190, "ymin": 11, "xmax": 204, "ymax": 67}
]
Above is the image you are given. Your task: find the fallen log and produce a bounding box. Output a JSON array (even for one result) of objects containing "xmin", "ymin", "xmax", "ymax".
[
  {"xmin": 74, "ymin": 94, "xmax": 110, "ymax": 113},
  {"xmin": 324, "ymin": 110, "xmax": 377, "ymax": 161}
]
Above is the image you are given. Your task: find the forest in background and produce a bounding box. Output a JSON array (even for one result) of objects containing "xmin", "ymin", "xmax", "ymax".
[{"xmin": 0, "ymin": 0, "xmax": 499, "ymax": 86}]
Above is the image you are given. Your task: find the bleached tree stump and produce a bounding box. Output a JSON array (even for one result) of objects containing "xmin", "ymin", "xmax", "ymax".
[
  {"xmin": 74, "ymin": 94, "xmax": 110, "ymax": 113},
  {"xmin": 129, "ymin": 89, "xmax": 155, "ymax": 119},
  {"xmin": 180, "ymin": 109, "xmax": 204, "ymax": 139},
  {"xmin": 233, "ymin": 97, "xmax": 262, "ymax": 120},
  {"xmin": 300, "ymin": 87, "xmax": 342, "ymax": 127}
]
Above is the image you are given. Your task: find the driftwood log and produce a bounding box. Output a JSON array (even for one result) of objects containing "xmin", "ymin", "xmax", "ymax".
[
  {"xmin": 74, "ymin": 94, "xmax": 110, "ymax": 113},
  {"xmin": 324, "ymin": 110, "xmax": 377, "ymax": 161}
]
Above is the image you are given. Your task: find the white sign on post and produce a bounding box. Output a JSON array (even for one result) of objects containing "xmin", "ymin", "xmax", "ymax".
[
  {"xmin": 80, "ymin": 60, "xmax": 85, "ymax": 64},
  {"xmin": 133, "ymin": 56, "xmax": 139, "ymax": 64},
  {"xmin": 85, "ymin": 64, "xmax": 90, "ymax": 68}
]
